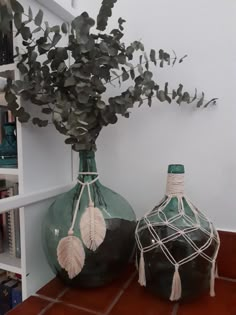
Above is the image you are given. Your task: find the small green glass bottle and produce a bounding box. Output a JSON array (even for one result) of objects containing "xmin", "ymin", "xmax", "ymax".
[
  {"xmin": 42, "ymin": 150, "xmax": 136, "ymax": 287},
  {"xmin": 135, "ymin": 164, "xmax": 220, "ymax": 301}
]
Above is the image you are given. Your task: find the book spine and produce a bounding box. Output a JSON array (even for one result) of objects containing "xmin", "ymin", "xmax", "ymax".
[
  {"xmin": 11, "ymin": 284, "xmax": 22, "ymax": 309},
  {"xmin": 0, "ymin": 189, "xmax": 9, "ymax": 251},
  {"xmin": 0, "ymin": 280, "xmax": 17, "ymax": 313}
]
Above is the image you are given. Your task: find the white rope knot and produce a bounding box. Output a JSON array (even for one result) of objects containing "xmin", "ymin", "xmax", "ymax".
[
  {"xmin": 166, "ymin": 174, "xmax": 185, "ymax": 196},
  {"xmin": 68, "ymin": 229, "xmax": 74, "ymax": 236},
  {"xmin": 70, "ymin": 172, "xmax": 99, "ymax": 233}
]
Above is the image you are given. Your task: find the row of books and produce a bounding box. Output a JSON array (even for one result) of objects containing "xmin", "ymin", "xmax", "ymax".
[
  {"xmin": 0, "ymin": 22, "xmax": 14, "ymax": 66},
  {"xmin": 0, "ymin": 270, "xmax": 22, "ymax": 314},
  {"xmin": 0, "ymin": 183, "xmax": 21, "ymax": 259}
]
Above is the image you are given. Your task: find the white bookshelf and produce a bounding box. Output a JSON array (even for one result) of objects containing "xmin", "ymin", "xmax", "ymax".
[{"xmin": 0, "ymin": 4, "xmax": 73, "ymax": 301}]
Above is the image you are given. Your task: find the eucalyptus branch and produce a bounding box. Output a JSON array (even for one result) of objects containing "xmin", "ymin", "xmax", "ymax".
[
  {"xmin": 106, "ymin": 56, "xmax": 183, "ymax": 86},
  {"xmin": 22, "ymin": 12, "xmax": 53, "ymax": 43},
  {"xmin": 0, "ymin": 1, "xmax": 217, "ymax": 151},
  {"xmin": 137, "ymin": 93, "xmax": 218, "ymax": 108}
]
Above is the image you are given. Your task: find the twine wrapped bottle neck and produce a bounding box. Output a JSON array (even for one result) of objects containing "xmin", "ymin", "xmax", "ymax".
[
  {"xmin": 166, "ymin": 174, "xmax": 185, "ymax": 196},
  {"xmin": 166, "ymin": 164, "xmax": 185, "ymax": 196}
]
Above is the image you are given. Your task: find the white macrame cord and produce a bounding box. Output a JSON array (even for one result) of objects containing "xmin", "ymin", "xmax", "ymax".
[
  {"xmin": 135, "ymin": 173, "xmax": 220, "ymax": 301},
  {"xmin": 57, "ymin": 172, "xmax": 106, "ymax": 279}
]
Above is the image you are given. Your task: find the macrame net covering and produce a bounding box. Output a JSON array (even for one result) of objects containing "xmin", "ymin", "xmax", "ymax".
[{"xmin": 135, "ymin": 170, "xmax": 220, "ymax": 301}]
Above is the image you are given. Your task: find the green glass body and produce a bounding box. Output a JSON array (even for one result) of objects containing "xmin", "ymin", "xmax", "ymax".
[
  {"xmin": 42, "ymin": 150, "xmax": 136, "ymax": 287},
  {"xmin": 137, "ymin": 165, "xmax": 218, "ymax": 301}
]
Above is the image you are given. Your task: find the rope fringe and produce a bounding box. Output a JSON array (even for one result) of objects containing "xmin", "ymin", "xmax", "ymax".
[
  {"xmin": 170, "ymin": 265, "xmax": 182, "ymax": 301},
  {"xmin": 210, "ymin": 260, "xmax": 216, "ymax": 297},
  {"xmin": 135, "ymin": 253, "xmax": 139, "ymax": 270},
  {"xmin": 138, "ymin": 251, "xmax": 146, "ymax": 286}
]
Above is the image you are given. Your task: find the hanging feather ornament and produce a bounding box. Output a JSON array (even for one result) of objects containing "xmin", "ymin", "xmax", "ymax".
[
  {"xmin": 80, "ymin": 202, "xmax": 106, "ymax": 251},
  {"xmin": 57, "ymin": 230, "xmax": 85, "ymax": 279},
  {"xmin": 56, "ymin": 173, "xmax": 106, "ymax": 278}
]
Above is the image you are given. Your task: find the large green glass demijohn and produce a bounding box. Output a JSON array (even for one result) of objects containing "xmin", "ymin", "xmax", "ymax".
[
  {"xmin": 135, "ymin": 164, "xmax": 220, "ymax": 301},
  {"xmin": 43, "ymin": 150, "xmax": 136, "ymax": 287}
]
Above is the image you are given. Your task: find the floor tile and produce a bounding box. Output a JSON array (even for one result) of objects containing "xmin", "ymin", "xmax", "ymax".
[
  {"xmin": 59, "ymin": 264, "xmax": 135, "ymax": 313},
  {"xmin": 43, "ymin": 303, "xmax": 94, "ymax": 315},
  {"xmin": 109, "ymin": 277, "xmax": 173, "ymax": 315},
  {"xmin": 7, "ymin": 296, "xmax": 49, "ymax": 315},
  {"xmin": 218, "ymin": 230, "xmax": 236, "ymax": 279},
  {"xmin": 177, "ymin": 279, "xmax": 236, "ymax": 315},
  {"xmin": 37, "ymin": 277, "xmax": 66, "ymax": 299}
]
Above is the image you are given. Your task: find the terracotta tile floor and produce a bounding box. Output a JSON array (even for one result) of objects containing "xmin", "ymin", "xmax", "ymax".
[{"xmin": 7, "ymin": 265, "xmax": 236, "ymax": 315}]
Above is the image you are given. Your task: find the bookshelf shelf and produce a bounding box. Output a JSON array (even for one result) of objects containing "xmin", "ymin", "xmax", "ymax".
[
  {"xmin": 0, "ymin": 168, "xmax": 18, "ymax": 175},
  {"xmin": 0, "ymin": 63, "xmax": 15, "ymax": 73},
  {"xmin": 0, "ymin": 252, "xmax": 21, "ymax": 274}
]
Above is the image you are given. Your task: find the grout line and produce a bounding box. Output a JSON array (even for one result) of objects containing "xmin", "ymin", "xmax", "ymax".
[
  {"xmin": 38, "ymin": 302, "xmax": 55, "ymax": 315},
  {"xmin": 34, "ymin": 287, "xmax": 69, "ymax": 303},
  {"xmin": 34, "ymin": 294, "xmax": 58, "ymax": 303},
  {"xmin": 34, "ymin": 295, "xmax": 101, "ymax": 315},
  {"xmin": 171, "ymin": 303, "xmax": 179, "ymax": 315},
  {"xmin": 104, "ymin": 270, "xmax": 137, "ymax": 315},
  {"xmin": 122, "ymin": 270, "xmax": 137, "ymax": 289},
  {"xmin": 217, "ymin": 276, "xmax": 236, "ymax": 283},
  {"xmin": 63, "ymin": 302, "xmax": 101, "ymax": 315},
  {"xmin": 57, "ymin": 287, "xmax": 69, "ymax": 298},
  {"xmin": 104, "ymin": 289, "xmax": 125, "ymax": 315}
]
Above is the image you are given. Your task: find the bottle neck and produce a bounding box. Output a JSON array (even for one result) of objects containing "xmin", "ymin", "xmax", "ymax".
[
  {"xmin": 78, "ymin": 150, "xmax": 98, "ymax": 182},
  {"xmin": 166, "ymin": 174, "xmax": 185, "ymax": 196}
]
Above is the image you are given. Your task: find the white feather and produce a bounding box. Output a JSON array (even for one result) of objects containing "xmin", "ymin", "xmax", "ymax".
[
  {"xmin": 57, "ymin": 235, "xmax": 85, "ymax": 279},
  {"xmin": 80, "ymin": 205, "xmax": 106, "ymax": 251}
]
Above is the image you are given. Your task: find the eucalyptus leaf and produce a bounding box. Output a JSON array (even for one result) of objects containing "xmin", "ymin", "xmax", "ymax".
[
  {"xmin": 21, "ymin": 26, "xmax": 31, "ymax": 40},
  {"xmin": 150, "ymin": 49, "xmax": 156, "ymax": 65},
  {"xmin": 203, "ymin": 98, "xmax": 218, "ymax": 108},
  {"xmin": 65, "ymin": 137, "xmax": 78, "ymax": 144},
  {"xmin": 28, "ymin": 7, "xmax": 33, "ymax": 21},
  {"xmin": 177, "ymin": 84, "xmax": 183, "ymax": 96},
  {"xmin": 64, "ymin": 76, "xmax": 76, "ymax": 87},
  {"xmin": 122, "ymin": 67, "xmax": 129, "ymax": 81},
  {"xmin": 17, "ymin": 63, "xmax": 28, "ymax": 74},
  {"xmin": 50, "ymin": 25, "xmax": 60, "ymax": 33},
  {"xmin": 32, "ymin": 26, "xmax": 41, "ymax": 33},
  {"xmin": 96, "ymin": 100, "xmax": 106, "ymax": 109},
  {"xmin": 14, "ymin": 12, "xmax": 22, "ymax": 30},
  {"xmin": 42, "ymin": 107, "xmax": 53, "ymax": 114},
  {"xmin": 130, "ymin": 68, "xmax": 135, "ymax": 80},
  {"xmin": 61, "ymin": 22, "xmax": 68, "ymax": 34},
  {"xmin": 196, "ymin": 92, "xmax": 205, "ymax": 107},
  {"xmin": 35, "ymin": 9, "xmax": 43, "ymax": 26},
  {"xmin": 11, "ymin": 0, "xmax": 24, "ymax": 13},
  {"xmin": 157, "ymin": 90, "xmax": 166, "ymax": 102},
  {"xmin": 52, "ymin": 33, "xmax": 62, "ymax": 47}
]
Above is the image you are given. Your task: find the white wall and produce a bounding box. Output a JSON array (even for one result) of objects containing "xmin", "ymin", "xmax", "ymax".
[
  {"xmin": 74, "ymin": 0, "xmax": 236, "ymax": 231},
  {"xmin": 16, "ymin": 0, "xmax": 73, "ymax": 193}
]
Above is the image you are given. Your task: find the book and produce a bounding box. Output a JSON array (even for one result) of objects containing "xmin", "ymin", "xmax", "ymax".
[
  {"xmin": 0, "ymin": 188, "xmax": 9, "ymax": 251},
  {"xmin": 11, "ymin": 283, "xmax": 22, "ymax": 309},
  {"xmin": 7, "ymin": 184, "xmax": 20, "ymax": 258},
  {"xmin": 0, "ymin": 22, "xmax": 13, "ymax": 66},
  {"xmin": 0, "ymin": 184, "xmax": 21, "ymax": 258},
  {"xmin": 0, "ymin": 279, "xmax": 18, "ymax": 314}
]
